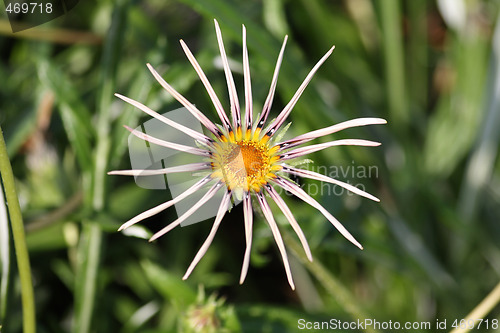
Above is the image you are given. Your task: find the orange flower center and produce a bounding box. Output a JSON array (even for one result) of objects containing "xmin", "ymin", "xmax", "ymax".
[{"xmin": 210, "ymin": 129, "xmax": 281, "ymax": 193}]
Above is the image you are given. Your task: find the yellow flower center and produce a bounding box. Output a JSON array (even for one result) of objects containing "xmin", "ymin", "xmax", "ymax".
[{"xmin": 210, "ymin": 129, "xmax": 281, "ymax": 193}]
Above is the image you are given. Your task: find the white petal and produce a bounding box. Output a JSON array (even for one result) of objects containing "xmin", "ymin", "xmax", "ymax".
[
  {"xmin": 242, "ymin": 25, "xmax": 253, "ymax": 131},
  {"xmin": 240, "ymin": 193, "xmax": 253, "ymax": 284},
  {"xmin": 107, "ymin": 162, "xmax": 210, "ymax": 176},
  {"xmin": 278, "ymin": 118, "xmax": 387, "ymax": 150},
  {"xmin": 114, "ymin": 93, "xmax": 212, "ymax": 146},
  {"xmin": 117, "ymin": 176, "xmax": 212, "ymax": 231},
  {"xmin": 265, "ymin": 185, "xmax": 313, "ymax": 261},
  {"xmin": 124, "ymin": 125, "xmax": 209, "ymax": 156},
  {"xmin": 179, "ymin": 39, "xmax": 232, "ymax": 132},
  {"xmin": 183, "ymin": 191, "xmax": 231, "ymax": 280},
  {"xmin": 273, "ymin": 177, "xmax": 363, "ymax": 250},
  {"xmin": 146, "ymin": 63, "xmax": 222, "ymax": 136},
  {"xmin": 149, "ymin": 182, "xmax": 223, "ymax": 241},
  {"xmin": 214, "ymin": 19, "xmax": 241, "ymax": 129},
  {"xmin": 257, "ymin": 192, "xmax": 295, "ymax": 290},
  {"xmin": 266, "ymin": 45, "xmax": 335, "ymax": 136},
  {"xmin": 280, "ymin": 139, "xmax": 381, "ymax": 161},
  {"xmin": 256, "ymin": 35, "xmax": 288, "ymax": 128},
  {"xmin": 282, "ymin": 166, "xmax": 380, "ymax": 202}
]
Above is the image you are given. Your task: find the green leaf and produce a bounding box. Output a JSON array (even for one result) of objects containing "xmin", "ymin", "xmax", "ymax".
[
  {"xmin": 73, "ymin": 221, "xmax": 103, "ymax": 333},
  {"xmin": 141, "ymin": 260, "xmax": 196, "ymax": 305},
  {"xmin": 37, "ymin": 60, "xmax": 94, "ymax": 172}
]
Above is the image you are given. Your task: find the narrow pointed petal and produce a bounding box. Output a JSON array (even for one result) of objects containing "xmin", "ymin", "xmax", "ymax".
[
  {"xmin": 115, "ymin": 93, "xmax": 212, "ymax": 145},
  {"xmin": 265, "ymin": 185, "xmax": 313, "ymax": 261},
  {"xmin": 256, "ymin": 192, "xmax": 295, "ymax": 290},
  {"xmin": 273, "ymin": 177, "xmax": 363, "ymax": 250},
  {"xmin": 124, "ymin": 125, "xmax": 209, "ymax": 156},
  {"xmin": 266, "ymin": 45, "xmax": 335, "ymax": 136},
  {"xmin": 183, "ymin": 191, "xmax": 231, "ymax": 280},
  {"xmin": 256, "ymin": 35, "xmax": 288, "ymax": 128},
  {"xmin": 146, "ymin": 63, "xmax": 222, "ymax": 137},
  {"xmin": 149, "ymin": 182, "xmax": 223, "ymax": 242},
  {"xmin": 279, "ymin": 139, "xmax": 381, "ymax": 161},
  {"xmin": 214, "ymin": 19, "xmax": 241, "ymax": 129},
  {"xmin": 117, "ymin": 176, "xmax": 212, "ymax": 231},
  {"xmin": 282, "ymin": 166, "xmax": 380, "ymax": 202},
  {"xmin": 107, "ymin": 162, "xmax": 211, "ymax": 176},
  {"xmin": 240, "ymin": 193, "xmax": 253, "ymax": 284},
  {"xmin": 278, "ymin": 118, "xmax": 387, "ymax": 150},
  {"xmin": 179, "ymin": 39, "xmax": 232, "ymax": 132},
  {"xmin": 242, "ymin": 25, "xmax": 253, "ymax": 131}
]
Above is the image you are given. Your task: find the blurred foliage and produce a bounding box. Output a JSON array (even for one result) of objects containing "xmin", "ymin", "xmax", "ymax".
[{"xmin": 1, "ymin": 0, "xmax": 500, "ymax": 332}]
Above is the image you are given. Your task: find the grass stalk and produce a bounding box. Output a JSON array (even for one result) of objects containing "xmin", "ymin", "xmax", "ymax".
[
  {"xmin": 73, "ymin": 222, "xmax": 103, "ymax": 333},
  {"xmin": 449, "ymin": 281, "xmax": 500, "ymax": 333},
  {"xmin": 379, "ymin": 0, "xmax": 407, "ymax": 127},
  {"xmin": 0, "ymin": 126, "xmax": 36, "ymax": 333},
  {"xmin": 73, "ymin": 1, "xmax": 128, "ymax": 332}
]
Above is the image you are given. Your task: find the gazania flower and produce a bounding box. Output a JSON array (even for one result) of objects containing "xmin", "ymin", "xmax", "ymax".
[{"xmin": 109, "ymin": 19, "xmax": 386, "ymax": 290}]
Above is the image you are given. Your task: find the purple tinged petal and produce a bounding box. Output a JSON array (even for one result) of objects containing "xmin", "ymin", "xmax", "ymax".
[
  {"xmin": 114, "ymin": 93, "xmax": 212, "ymax": 146},
  {"xmin": 280, "ymin": 139, "xmax": 381, "ymax": 161},
  {"xmin": 117, "ymin": 176, "xmax": 212, "ymax": 231},
  {"xmin": 278, "ymin": 118, "xmax": 387, "ymax": 150},
  {"xmin": 107, "ymin": 162, "xmax": 211, "ymax": 176},
  {"xmin": 266, "ymin": 45, "xmax": 335, "ymax": 136},
  {"xmin": 214, "ymin": 19, "xmax": 241, "ymax": 129},
  {"xmin": 272, "ymin": 177, "xmax": 363, "ymax": 250},
  {"xmin": 242, "ymin": 25, "xmax": 253, "ymax": 131},
  {"xmin": 147, "ymin": 63, "xmax": 222, "ymax": 137},
  {"xmin": 282, "ymin": 166, "xmax": 380, "ymax": 202},
  {"xmin": 265, "ymin": 185, "xmax": 313, "ymax": 262},
  {"xmin": 183, "ymin": 191, "xmax": 231, "ymax": 280},
  {"xmin": 123, "ymin": 125, "xmax": 209, "ymax": 156},
  {"xmin": 256, "ymin": 35, "xmax": 288, "ymax": 129},
  {"xmin": 240, "ymin": 193, "xmax": 253, "ymax": 284},
  {"xmin": 149, "ymin": 182, "xmax": 223, "ymax": 242},
  {"xmin": 179, "ymin": 39, "xmax": 232, "ymax": 132},
  {"xmin": 256, "ymin": 192, "xmax": 295, "ymax": 290}
]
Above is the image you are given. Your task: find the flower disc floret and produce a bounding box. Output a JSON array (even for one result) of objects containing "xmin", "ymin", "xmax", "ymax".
[{"xmin": 211, "ymin": 132, "xmax": 281, "ymax": 192}]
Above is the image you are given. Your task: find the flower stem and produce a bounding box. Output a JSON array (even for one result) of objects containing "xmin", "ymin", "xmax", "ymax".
[
  {"xmin": 282, "ymin": 230, "xmax": 379, "ymax": 333},
  {"xmin": 0, "ymin": 126, "xmax": 36, "ymax": 333}
]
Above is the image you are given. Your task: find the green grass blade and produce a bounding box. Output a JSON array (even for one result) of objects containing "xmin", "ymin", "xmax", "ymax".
[
  {"xmin": 455, "ymin": 11, "xmax": 500, "ymax": 260},
  {"xmin": 0, "ymin": 127, "xmax": 36, "ymax": 333},
  {"xmin": 37, "ymin": 61, "xmax": 94, "ymax": 172},
  {"xmin": 73, "ymin": 2, "xmax": 129, "ymax": 333},
  {"xmin": 378, "ymin": 0, "xmax": 407, "ymax": 128},
  {"xmin": 141, "ymin": 260, "xmax": 196, "ymax": 305},
  {"xmin": 72, "ymin": 221, "xmax": 103, "ymax": 333},
  {"xmin": 3, "ymin": 107, "xmax": 38, "ymax": 158},
  {"xmin": 92, "ymin": 0, "xmax": 128, "ymax": 211},
  {"xmin": 109, "ymin": 68, "xmax": 152, "ymax": 166},
  {"xmin": 407, "ymin": 0, "xmax": 428, "ymax": 112}
]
